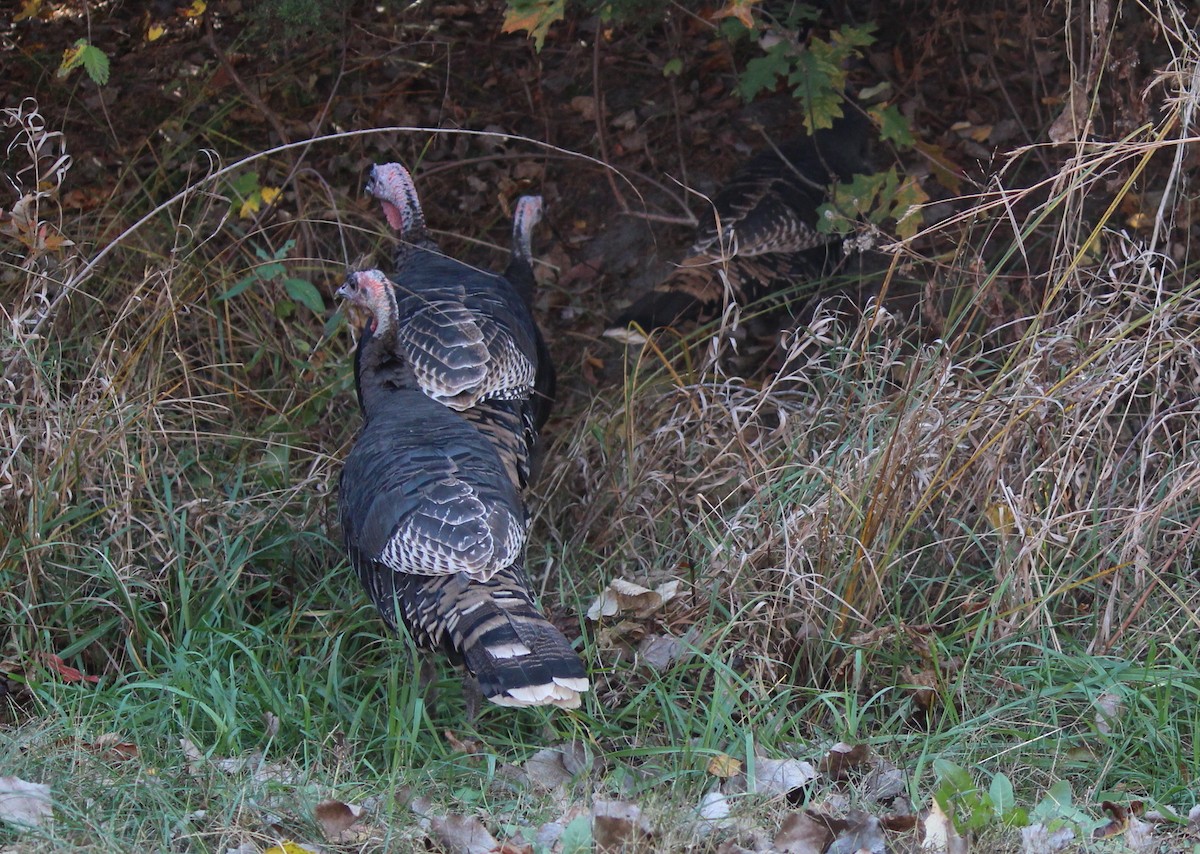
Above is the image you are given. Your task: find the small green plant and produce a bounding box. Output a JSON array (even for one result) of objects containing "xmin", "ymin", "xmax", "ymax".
[
  {"xmin": 56, "ymin": 39, "xmax": 111, "ymax": 86},
  {"xmin": 734, "ymin": 22, "xmax": 876, "ymax": 132},
  {"xmin": 820, "ymin": 168, "xmax": 930, "ymax": 241},
  {"xmin": 932, "ymin": 760, "xmax": 1029, "ymax": 833},
  {"xmin": 219, "ymin": 239, "xmax": 326, "ymax": 319}
]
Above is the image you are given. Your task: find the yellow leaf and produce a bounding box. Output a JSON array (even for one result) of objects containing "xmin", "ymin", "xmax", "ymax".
[
  {"xmin": 239, "ymin": 193, "xmax": 262, "ymax": 219},
  {"xmin": 968, "ymin": 124, "xmax": 992, "ymax": 142},
  {"xmin": 263, "ymin": 843, "xmax": 317, "ymax": 854},
  {"xmin": 707, "ymin": 753, "xmax": 742, "ymax": 778},
  {"xmin": 984, "ymin": 502, "xmax": 1015, "ymax": 535},
  {"xmin": 15, "ymin": 0, "xmax": 42, "ymax": 22},
  {"xmin": 1125, "ymin": 211, "xmax": 1151, "ymax": 230},
  {"xmin": 712, "ymin": 0, "xmax": 761, "ymax": 29},
  {"xmin": 260, "ymin": 186, "xmax": 282, "ymax": 206},
  {"xmin": 181, "ymin": 0, "xmax": 206, "ymax": 17},
  {"xmin": 58, "ymin": 42, "xmax": 87, "ymax": 78},
  {"xmin": 501, "ymin": 0, "xmax": 564, "ymax": 50},
  {"xmin": 146, "ymin": 23, "xmax": 166, "ymax": 42}
]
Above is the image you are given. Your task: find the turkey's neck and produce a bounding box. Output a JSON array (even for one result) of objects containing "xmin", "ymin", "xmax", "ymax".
[{"xmin": 356, "ymin": 312, "xmax": 416, "ymax": 416}]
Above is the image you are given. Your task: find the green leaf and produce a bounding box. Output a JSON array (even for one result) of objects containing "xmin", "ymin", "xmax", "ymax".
[
  {"xmin": 284, "ymin": 278, "xmax": 326, "ymax": 314},
  {"xmin": 57, "ymin": 39, "xmax": 88, "ymax": 78},
  {"xmin": 831, "ymin": 22, "xmax": 877, "ymax": 49},
  {"xmin": 933, "ymin": 759, "xmax": 975, "ymax": 795},
  {"xmin": 737, "ymin": 42, "xmax": 791, "ymax": 101},
  {"xmin": 81, "ymin": 44, "xmax": 110, "ymax": 85},
  {"xmin": 872, "ymin": 103, "xmax": 915, "ymax": 147},
  {"xmin": 788, "ymin": 41, "xmax": 848, "ymax": 132},
  {"xmin": 1045, "ymin": 780, "xmax": 1073, "ymax": 810},
  {"xmin": 663, "ymin": 58, "xmax": 683, "ymax": 77},
  {"xmin": 230, "ymin": 172, "xmax": 260, "ymax": 200},
  {"xmin": 559, "ymin": 815, "xmax": 592, "ymax": 854},
  {"xmin": 1031, "ymin": 780, "xmax": 1074, "ymax": 823},
  {"xmin": 219, "ymin": 275, "xmax": 259, "ymax": 301},
  {"xmin": 257, "ymin": 261, "xmax": 287, "ymax": 282},
  {"xmin": 989, "ymin": 772, "xmax": 1015, "ymax": 818}
]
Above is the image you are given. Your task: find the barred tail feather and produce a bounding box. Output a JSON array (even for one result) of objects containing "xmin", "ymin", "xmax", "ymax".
[{"xmin": 396, "ymin": 564, "xmax": 589, "ymax": 709}]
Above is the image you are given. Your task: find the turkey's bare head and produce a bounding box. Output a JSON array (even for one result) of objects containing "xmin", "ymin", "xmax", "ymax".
[
  {"xmin": 366, "ymin": 162, "xmax": 424, "ymax": 236},
  {"xmin": 338, "ymin": 269, "xmax": 397, "ymax": 343}
]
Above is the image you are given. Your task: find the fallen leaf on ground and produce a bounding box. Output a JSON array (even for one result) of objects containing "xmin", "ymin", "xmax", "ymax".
[
  {"xmin": 1047, "ymin": 81, "xmax": 1090, "ymax": 144},
  {"xmin": 1021, "ymin": 821, "xmax": 1075, "ymax": 853},
  {"xmin": 1093, "ymin": 691, "xmax": 1123, "ymax": 734},
  {"xmin": 593, "ymin": 799, "xmax": 653, "ymax": 853},
  {"xmin": 314, "ymin": 799, "xmax": 366, "ymax": 843},
  {"xmin": 444, "ymin": 730, "xmax": 484, "ymax": 755},
  {"xmin": 263, "ymin": 842, "xmax": 318, "ymax": 854},
  {"xmin": 586, "ymin": 578, "xmax": 679, "ymax": 620},
  {"xmin": 693, "ymin": 790, "xmax": 732, "ymax": 839},
  {"xmin": 921, "ymin": 798, "xmax": 966, "ymax": 853},
  {"xmin": 819, "ymin": 742, "xmax": 870, "ymax": 780},
  {"xmin": 773, "ymin": 811, "xmax": 831, "ymax": 854},
  {"xmin": 0, "ymin": 776, "xmax": 52, "ymax": 829},
  {"xmin": 707, "ymin": 753, "xmax": 742, "ymax": 779},
  {"xmin": 1122, "ymin": 815, "xmax": 1155, "ymax": 852},
  {"xmin": 817, "ymin": 809, "xmax": 887, "ymax": 854},
  {"xmin": 34, "ymin": 651, "xmax": 98, "ymax": 683},
  {"xmin": 89, "ymin": 733, "xmax": 139, "ymax": 762},
  {"xmin": 428, "ymin": 813, "xmax": 498, "ymax": 854},
  {"xmin": 752, "ymin": 756, "xmax": 816, "ymax": 797},
  {"xmin": 524, "ymin": 742, "xmax": 591, "ymax": 789},
  {"xmin": 638, "ymin": 633, "xmax": 685, "ymax": 670}
]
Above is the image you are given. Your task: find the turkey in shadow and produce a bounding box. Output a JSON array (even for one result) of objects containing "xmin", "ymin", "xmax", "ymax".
[{"xmin": 605, "ymin": 110, "xmax": 871, "ymax": 343}]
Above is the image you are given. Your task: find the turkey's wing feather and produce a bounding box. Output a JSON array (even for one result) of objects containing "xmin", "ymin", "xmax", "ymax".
[{"xmin": 339, "ymin": 393, "xmax": 526, "ymax": 584}]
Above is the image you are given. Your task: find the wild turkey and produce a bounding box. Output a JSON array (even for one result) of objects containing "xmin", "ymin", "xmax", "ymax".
[
  {"xmin": 344, "ymin": 268, "xmax": 538, "ymax": 413},
  {"xmin": 337, "ymin": 271, "xmax": 589, "ymax": 708},
  {"xmin": 605, "ymin": 110, "xmax": 871, "ymax": 343},
  {"xmin": 367, "ymin": 163, "xmax": 556, "ymax": 432}
]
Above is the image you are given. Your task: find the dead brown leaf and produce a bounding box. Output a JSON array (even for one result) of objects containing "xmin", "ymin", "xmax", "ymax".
[
  {"xmin": 593, "ymin": 799, "xmax": 653, "ymax": 853},
  {"xmin": 1021, "ymin": 821, "xmax": 1075, "ymax": 852},
  {"xmin": 819, "ymin": 742, "xmax": 870, "ymax": 780},
  {"xmin": 428, "ymin": 813, "xmax": 499, "ymax": 854},
  {"xmin": 90, "ymin": 733, "xmax": 138, "ymax": 762},
  {"xmin": 773, "ymin": 811, "xmax": 832, "ymax": 854},
  {"xmin": 711, "ymin": 0, "xmax": 761, "ymax": 29},
  {"xmin": 314, "ymin": 798, "xmax": 368, "ymax": 843},
  {"xmin": 524, "ymin": 742, "xmax": 591, "ymax": 790},
  {"xmin": 1093, "ymin": 691, "xmax": 1123, "ymax": 735},
  {"xmin": 921, "ymin": 798, "xmax": 966, "ymax": 853},
  {"xmin": 638, "ymin": 633, "xmax": 684, "ymax": 671},
  {"xmin": 587, "ymin": 578, "xmax": 679, "ymax": 621},
  {"xmin": 570, "ymin": 96, "xmax": 598, "ymax": 121},
  {"xmin": 816, "ymin": 809, "xmax": 887, "ymax": 854},
  {"xmin": 708, "ymin": 753, "xmax": 742, "ymax": 779},
  {"xmin": 444, "ymin": 730, "xmax": 485, "ymax": 755},
  {"xmin": 1048, "ymin": 82, "xmax": 1091, "ymax": 144}
]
